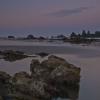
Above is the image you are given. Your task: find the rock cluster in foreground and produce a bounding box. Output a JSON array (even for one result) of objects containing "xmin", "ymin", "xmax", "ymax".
[{"xmin": 0, "ymin": 55, "xmax": 81, "ymax": 100}]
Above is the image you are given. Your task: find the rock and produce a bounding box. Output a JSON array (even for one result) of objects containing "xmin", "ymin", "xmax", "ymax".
[
  {"xmin": 30, "ymin": 60, "xmax": 41, "ymax": 74},
  {"xmin": 0, "ymin": 50, "xmax": 28, "ymax": 62},
  {"xmin": 30, "ymin": 79, "xmax": 50, "ymax": 99},
  {"xmin": 30, "ymin": 60, "xmax": 50, "ymax": 79},
  {"xmin": 12, "ymin": 72, "xmax": 31, "ymax": 85},
  {"xmin": 12, "ymin": 96, "xmax": 39, "ymax": 100},
  {"xmin": 30, "ymin": 55, "xmax": 81, "ymax": 99},
  {"xmin": 0, "ymin": 71, "xmax": 11, "ymax": 83},
  {"xmin": 12, "ymin": 72, "xmax": 34, "ymax": 99},
  {"xmin": 0, "ymin": 55, "xmax": 81, "ymax": 100},
  {"xmin": 36, "ymin": 52, "xmax": 49, "ymax": 57},
  {"xmin": 13, "ymin": 72, "xmax": 30, "ymax": 78},
  {"xmin": 41, "ymin": 55, "xmax": 69, "ymax": 70},
  {"xmin": 31, "ymin": 55, "xmax": 80, "ymax": 83},
  {"xmin": 49, "ymin": 65, "xmax": 80, "ymax": 83},
  {"xmin": 0, "ymin": 71, "xmax": 11, "ymax": 96},
  {"xmin": 12, "ymin": 72, "xmax": 50, "ymax": 99}
]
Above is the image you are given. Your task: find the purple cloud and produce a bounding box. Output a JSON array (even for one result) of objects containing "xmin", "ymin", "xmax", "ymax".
[{"xmin": 46, "ymin": 7, "xmax": 90, "ymax": 17}]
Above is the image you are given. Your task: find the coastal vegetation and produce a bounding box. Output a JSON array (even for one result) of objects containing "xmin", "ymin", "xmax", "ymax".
[{"xmin": 1, "ymin": 30, "xmax": 99, "ymax": 44}]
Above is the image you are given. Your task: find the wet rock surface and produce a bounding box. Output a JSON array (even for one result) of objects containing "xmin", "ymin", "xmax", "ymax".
[
  {"xmin": 0, "ymin": 55, "xmax": 81, "ymax": 100},
  {"xmin": 35, "ymin": 52, "xmax": 49, "ymax": 58}
]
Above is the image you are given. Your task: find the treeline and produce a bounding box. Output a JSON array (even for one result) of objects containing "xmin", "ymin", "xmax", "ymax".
[
  {"xmin": 7, "ymin": 34, "xmax": 47, "ymax": 40},
  {"xmin": 70, "ymin": 30, "xmax": 100, "ymax": 38},
  {"xmin": 5, "ymin": 30, "xmax": 100, "ymax": 41}
]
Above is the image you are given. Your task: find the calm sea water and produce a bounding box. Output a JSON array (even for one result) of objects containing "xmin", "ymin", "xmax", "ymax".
[{"xmin": 0, "ymin": 40, "xmax": 100, "ymax": 100}]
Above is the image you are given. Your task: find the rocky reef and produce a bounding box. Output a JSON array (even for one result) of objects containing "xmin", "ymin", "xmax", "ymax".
[
  {"xmin": 35, "ymin": 52, "xmax": 49, "ymax": 58},
  {"xmin": 0, "ymin": 55, "xmax": 81, "ymax": 100},
  {"xmin": 0, "ymin": 50, "xmax": 29, "ymax": 62}
]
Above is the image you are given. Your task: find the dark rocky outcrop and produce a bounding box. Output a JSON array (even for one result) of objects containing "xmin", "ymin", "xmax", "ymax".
[
  {"xmin": 0, "ymin": 50, "xmax": 29, "ymax": 62},
  {"xmin": 35, "ymin": 52, "xmax": 49, "ymax": 57},
  {"xmin": 0, "ymin": 71, "xmax": 11, "ymax": 97},
  {"xmin": 0, "ymin": 71, "xmax": 37, "ymax": 100},
  {"xmin": 0, "ymin": 55, "xmax": 81, "ymax": 100},
  {"xmin": 0, "ymin": 71, "xmax": 11, "ymax": 82},
  {"xmin": 30, "ymin": 55, "xmax": 81, "ymax": 99}
]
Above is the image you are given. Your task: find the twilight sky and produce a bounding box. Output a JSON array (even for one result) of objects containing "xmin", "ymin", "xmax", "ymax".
[{"xmin": 0, "ymin": 0, "xmax": 100, "ymax": 36}]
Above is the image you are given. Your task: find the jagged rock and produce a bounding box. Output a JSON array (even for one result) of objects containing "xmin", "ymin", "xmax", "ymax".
[
  {"xmin": 11, "ymin": 72, "xmax": 34, "ymax": 99},
  {"xmin": 49, "ymin": 64, "xmax": 80, "ymax": 84},
  {"xmin": 0, "ymin": 71, "xmax": 11, "ymax": 83},
  {"xmin": 12, "ymin": 72, "xmax": 31, "ymax": 84},
  {"xmin": 12, "ymin": 72, "xmax": 50, "ymax": 99},
  {"xmin": 0, "ymin": 71, "xmax": 11, "ymax": 96},
  {"xmin": 41, "ymin": 55, "xmax": 67, "ymax": 68},
  {"xmin": 12, "ymin": 72, "xmax": 32, "ymax": 93},
  {"xmin": 30, "ymin": 60, "xmax": 50, "ymax": 79},
  {"xmin": 0, "ymin": 55, "xmax": 81, "ymax": 100},
  {"xmin": 30, "ymin": 60, "xmax": 41, "ymax": 75},
  {"xmin": 30, "ymin": 55, "xmax": 81, "ymax": 99},
  {"xmin": 31, "ymin": 55, "xmax": 80, "ymax": 83},
  {"xmin": 30, "ymin": 79, "xmax": 51, "ymax": 99}
]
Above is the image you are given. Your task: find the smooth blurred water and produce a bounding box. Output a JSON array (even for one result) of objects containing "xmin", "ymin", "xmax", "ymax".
[{"xmin": 0, "ymin": 40, "xmax": 100, "ymax": 100}]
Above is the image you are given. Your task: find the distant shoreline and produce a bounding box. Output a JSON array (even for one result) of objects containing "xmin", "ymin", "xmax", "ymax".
[{"xmin": 0, "ymin": 38, "xmax": 100, "ymax": 47}]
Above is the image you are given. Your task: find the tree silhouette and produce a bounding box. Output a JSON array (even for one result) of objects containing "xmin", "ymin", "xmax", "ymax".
[
  {"xmin": 26, "ymin": 34, "xmax": 36, "ymax": 39},
  {"xmin": 70, "ymin": 32, "xmax": 77, "ymax": 38},
  {"xmin": 82, "ymin": 30, "xmax": 87, "ymax": 38}
]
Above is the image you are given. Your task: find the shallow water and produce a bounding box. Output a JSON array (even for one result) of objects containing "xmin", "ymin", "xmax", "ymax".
[
  {"xmin": 56, "ymin": 54, "xmax": 100, "ymax": 100},
  {"xmin": 0, "ymin": 40, "xmax": 100, "ymax": 100}
]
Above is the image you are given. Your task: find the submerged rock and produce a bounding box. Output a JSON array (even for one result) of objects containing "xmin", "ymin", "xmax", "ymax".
[
  {"xmin": 0, "ymin": 50, "xmax": 28, "ymax": 62},
  {"xmin": 36, "ymin": 52, "xmax": 49, "ymax": 57}
]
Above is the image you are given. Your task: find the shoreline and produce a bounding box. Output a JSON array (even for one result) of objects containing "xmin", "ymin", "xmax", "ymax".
[{"xmin": 0, "ymin": 39, "xmax": 100, "ymax": 47}]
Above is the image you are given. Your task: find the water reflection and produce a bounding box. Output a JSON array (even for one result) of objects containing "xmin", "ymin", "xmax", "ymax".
[{"xmin": 0, "ymin": 45, "xmax": 100, "ymax": 58}]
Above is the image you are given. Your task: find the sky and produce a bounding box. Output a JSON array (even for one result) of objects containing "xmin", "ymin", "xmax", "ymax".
[{"xmin": 0, "ymin": 0, "xmax": 100, "ymax": 37}]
